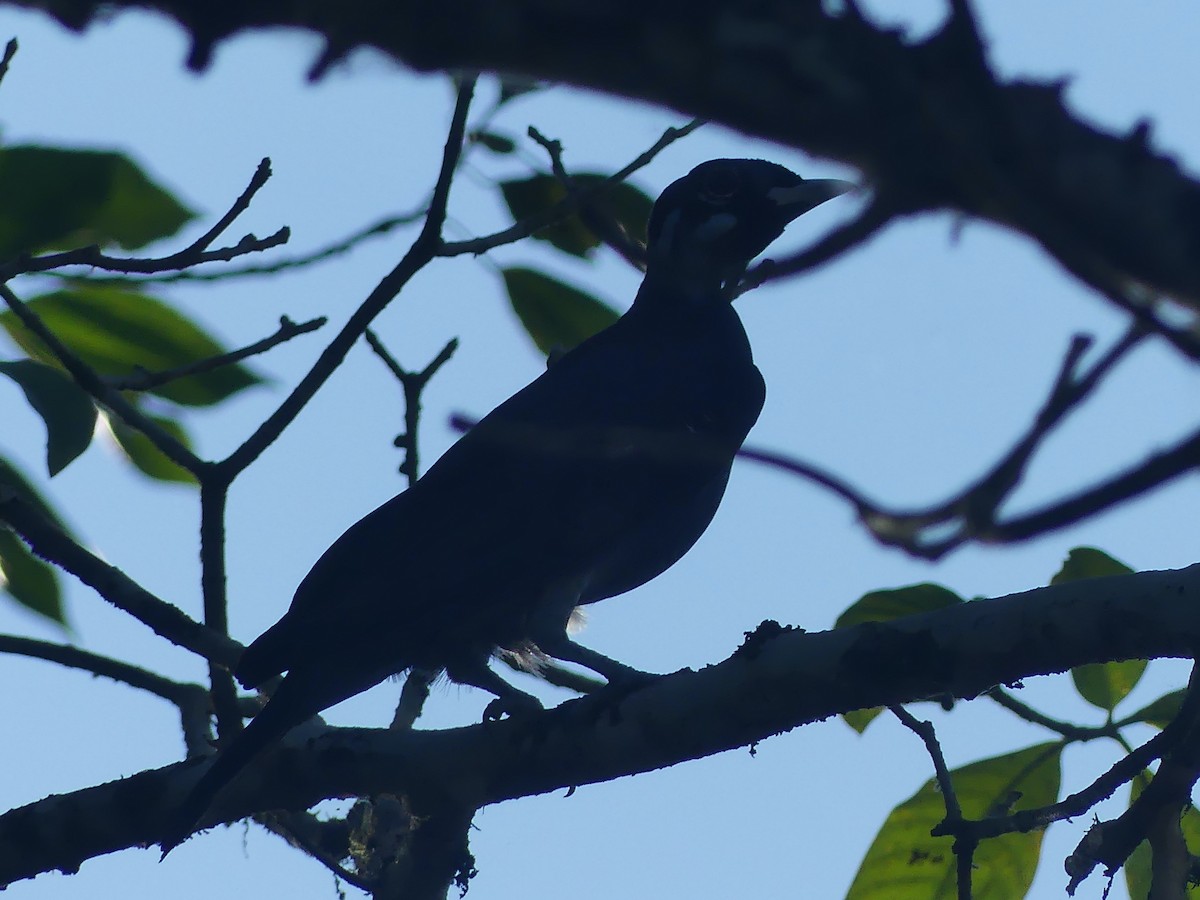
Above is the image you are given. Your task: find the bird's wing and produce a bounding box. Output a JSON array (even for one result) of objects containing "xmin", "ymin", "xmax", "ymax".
[{"xmin": 240, "ymin": 310, "xmax": 764, "ymax": 680}]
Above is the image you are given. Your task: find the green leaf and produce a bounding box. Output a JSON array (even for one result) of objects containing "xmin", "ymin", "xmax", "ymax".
[
  {"xmin": 1050, "ymin": 548, "xmax": 1146, "ymax": 711},
  {"xmin": 0, "ymin": 285, "xmax": 262, "ymax": 406},
  {"xmin": 0, "ymin": 359, "xmax": 97, "ymax": 475},
  {"xmin": 1122, "ymin": 689, "xmax": 1185, "ymax": 730},
  {"xmin": 1072, "ymin": 659, "xmax": 1148, "ymax": 712},
  {"xmin": 844, "ymin": 706, "xmax": 884, "ymax": 734},
  {"xmin": 501, "ymin": 267, "xmax": 619, "ymax": 355},
  {"xmin": 0, "ymin": 456, "xmax": 70, "ymax": 627},
  {"xmin": 0, "ymin": 456, "xmax": 73, "ymax": 532},
  {"xmin": 0, "ymin": 145, "xmax": 194, "ymax": 259},
  {"xmin": 847, "ymin": 743, "xmax": 1062, "ymax": 900},
  {"xmin": 1124, "ymin": 771, "xmax": 1200, "ymax": 899},
  {"xmin": 1050, "ymin": 546, "xmax": 1134, "ymax": 585},
  {"xmin": 470, "ymin": 130, "xmax": 516, "ymax": 154},
  {"xmin": 107, "ymin": 413, "xmax": 196, "ymax": 485},
  {"xmin": 0, "ymin": 528, "xmax": 65, "ymax": 626},
  {"xmin": 499, "ymin": 173, "xmax": 653, "ymax": 258},
  {"xmin": 836, "ymin": 583, "xmax": 964, "ymax": 629}
]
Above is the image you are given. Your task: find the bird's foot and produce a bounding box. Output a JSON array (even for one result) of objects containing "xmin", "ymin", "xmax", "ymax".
[{"xmin": 482, "ymin": 690, "xmax": 543, "ymax": 723}]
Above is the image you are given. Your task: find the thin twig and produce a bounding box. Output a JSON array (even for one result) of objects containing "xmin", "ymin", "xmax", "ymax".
[
  {"xmin": 891, "ymin": 705, "xmax": 962, "ymax": 819},
  {"xmin": 364, "ymin": 329, "xmax": 460, "ymax": 730},
  {"xmin": 218, "ymin": 77, "xmax": 478, "ymax": 479},
  {"xmin": 179, "ymin": 158, "xmax": 276, "ymax": 264},
  {"xmin": 527, "ymin": 124, "xmax": 648, "ymax": 270},
  {"xmin": 364, "ymin": 332, "xmax": 458, "ymax": 485},
  {"xmin": 0, "ymin": 634, "xmax": 201, "ymax": 706},
  {"xmin": 949, "ymin": 325, "xmax": 1145, "ymax": 528},
  {"xmin": 987, "ymin": 687, "xmax": 1119, "ymax": 741},
  {"xmin": 91, "ymin": 210, "xmax": 427, "ymax": 285},
  {"xmin": 199, "ymin": 479, "xmax": 240, "ymax": 739},
  {"xmin": 0, "ymin": 490, "xmax": 240, "ymax": 666},
  {"xmin": 0, "ymin": 635, "xmax": 213, "ymax": 757},
  {"xmin": 259, "ymin": 811, "xmax": 373, "ymax": 892},
  {"xmin": 0, "ymin": 283, "xmax": 205, "ymax": 476},
  {"xmin": 891, "ymin": 705, "xmax": 973, "ymax": 900},
  {"xmin": 735, "ymin": 445, "xmax": 869, "ymax": 510},
  {"xmin": 105, "ymin": 315, "xmax": 325, "ymax": 392},
  {"xmin": 2, "ymin": 160, "xmax": 286, "ymax": 279},
  {"xmin": 984, "ymin": 426, "xmax": 1200, "ymax": 546},
  {"xmin": 1064, "ymin": 663, "xmax": 1200, "ymax": 893},
  {"xmin": 0, "ymin": 37, "xmax": 16, "ymax": 88},
  {"xmin": 937, "ymin": 666, "xmax": 1200, "ymax": 851},
  {"xmin": 739, "ymin": 323, "xmax": 1156, "ymax": 560},
  {"xmin": 439, "ymin": 118, "xmax": 702, "ymax": 258},
  {"xmin": 5, "ymin": 229, "xmax": 290, "ymax": 278}
]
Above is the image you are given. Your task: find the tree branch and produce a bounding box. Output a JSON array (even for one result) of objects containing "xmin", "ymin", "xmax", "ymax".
[
  {"xmin": 1065, "ymin": 666, "xmax": 1200, "ymax": 894},
  {"xmin": 0, "ymin": 491, "xmax": 240, "ymax": 666},
  {"xmin": 5, "ymin": 563, "xmax": 1200, "ymax": 885},
  {"xmin": 891, "ymin": 704, "xmax": 972, "ymax": 900},
  {"xmin": 987, "ymin": 686, "xmax": 1119, "ymax": 742},
  {"xmin": 104, "ymin": 315, "xmax": 325, "ymax": 393},
  {"xmin": 439, "ymin": 118, "xmax": 701, "ymax": 258},
  {"xmin": 17, "ymin": 2, "xmax": 1200, "ymax": 330},
  {"xmin": 364, "ymin": 332, "xmax": 458, "ymax": 485},
  {"xmin": 0, "ymin": 634, "xmax": 197, "ymax": 705},
  {"xmin": 198, "ymin": 478, "xmax": 240, "ymax": 739},
  {"xmin": 1, "ymin": 159, "xmax": 286, "ymax": 279},
  {"xmin": 217, "ymin": 76, "xmax": 477, "ymax": 478},
  {"xmin": 0, "ymin": 283, "xmax": 206, "ymax": 476},
  {"xmin": 0, "ymin": 635, "xmax": 214, "ymax": 757},
  {"xmin": 0, "ymin": 36, "xmax": 16, "ymax": 87},
  {"xmin": 93, "ymin": 210, "xmax": 426, "ymax": 285},
  {"xmin": 527, "ymin": 124, "xmax": 649, "ymax": 270},
  {"xmin": 740, "ymin": 324, "xmax": 1163, "ymax": 560}
]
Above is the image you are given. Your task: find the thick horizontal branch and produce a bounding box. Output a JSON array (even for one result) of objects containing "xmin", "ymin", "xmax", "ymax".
[
  {"xmin": 13, "ymin": 1, "xmax": 1200, "ymax": 318},
  {"xmin": 4, "ymin": 563, "xmax": 1199, "ymax": 885}
]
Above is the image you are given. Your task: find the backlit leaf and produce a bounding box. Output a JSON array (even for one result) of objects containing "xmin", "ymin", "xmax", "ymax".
[
  {"xmin": 836, "ymin": 583, "xmax": 964, "ymax": 629},
  {"xmin": 0, "ymin": 145, "xmax": 193, "ymax": 259},
  {"xmin": 502, "ymin": 267, "xmax": 619, "ymax": 356},
  {"xmin": 1050, "ymin": 548, "xmax": 1145, "ymax": 710},
  {"xmin": 0, "ymin": 529, "xmax": 65, "ymax": 626},
  {"xmin": 1124, "ymin": 770, "xmax": 1200, "ymax": 899},
  {"xmin": 0, "ymin": 285, "xmax": 261, "ymax": 406},
  {"xmin": 107, "ymin": 413, "xmax": 196, "ymax": 485},
  {"xmin": 847, "ymin": 744, "xmax": 1061, "ymax": 899},
  {"xmin": 500, "ymin": 173, "xmax": 652, "ymax": 258},
  {"xmin": 0, "ymin": 359, "xmax": 96, "ymax": 475}
]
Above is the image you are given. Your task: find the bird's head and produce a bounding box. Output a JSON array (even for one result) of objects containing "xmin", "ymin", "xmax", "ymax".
[{"xmin": 644, "ymin": 158, "xmax": 853, "ymax": 298}]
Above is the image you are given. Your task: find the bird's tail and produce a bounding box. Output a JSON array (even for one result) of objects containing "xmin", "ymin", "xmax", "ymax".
[{"xmin": 159, "ymin": 669, "xmax": 338, "ymax": 857}]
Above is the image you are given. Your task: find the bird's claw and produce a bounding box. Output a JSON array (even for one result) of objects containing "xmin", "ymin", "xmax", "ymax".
[{"xmin": 482, "ymin": 692, "xmax": 543, "ymax": 722}]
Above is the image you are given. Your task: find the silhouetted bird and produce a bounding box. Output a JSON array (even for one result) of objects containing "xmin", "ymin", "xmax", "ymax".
[{"xmin": 162, "ymin": 158, "xmax": 851, "ymax": 853}]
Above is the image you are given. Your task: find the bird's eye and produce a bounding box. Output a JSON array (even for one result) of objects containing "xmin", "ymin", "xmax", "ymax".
[{"xmin": 699, "ymin": 167, "xmax": 740, "ymax": 204}]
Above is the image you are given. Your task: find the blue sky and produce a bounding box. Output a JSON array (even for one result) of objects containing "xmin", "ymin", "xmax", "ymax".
[{"xmin": 2, "ymin": 3, "xmax": 1200, "ymax": 898}]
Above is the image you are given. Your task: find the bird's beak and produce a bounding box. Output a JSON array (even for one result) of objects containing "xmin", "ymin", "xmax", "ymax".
[{"xmin": 767, "ymin": 179, "xmax": 857, "ymax": 220}]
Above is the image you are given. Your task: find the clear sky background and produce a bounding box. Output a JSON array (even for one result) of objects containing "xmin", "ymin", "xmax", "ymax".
[{"xmin": 2, "ymin": 3, "xmax": 1199, "ymax": 898}]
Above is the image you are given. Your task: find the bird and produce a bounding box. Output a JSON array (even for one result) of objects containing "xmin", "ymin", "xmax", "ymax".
[{"xmin": 161, "ymin": 158, "xmax": 852, "ymax": 853}]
